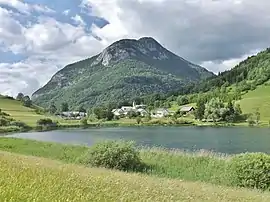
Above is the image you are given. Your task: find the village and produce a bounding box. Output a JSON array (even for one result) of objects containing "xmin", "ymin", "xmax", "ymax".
[
  {"xmin": 57, "ymin": 101, "xmax": 195, "ymax": 120},
  {"xmin": 111, "ymin": 102, "xmax": 195, "ymax": 118}
]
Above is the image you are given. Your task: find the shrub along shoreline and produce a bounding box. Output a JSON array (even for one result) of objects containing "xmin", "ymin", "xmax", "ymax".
[
  {"xmin": 1, "ymin": 117, "xmax": 268, "ymax": 135},
  {"xmin": 0, "ymin": 118, "xmax": 196, "ymax": 134},
  {"xmin": 0, "ymin": 137, "xmax": 269, "ymax": 191}
]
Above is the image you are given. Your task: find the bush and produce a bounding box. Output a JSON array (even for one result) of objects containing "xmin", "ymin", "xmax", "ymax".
[
  {"xmin": 11, "ymin": 121, "xmax": 31, "ymax": 131},
  {"xmin": 0, "ymin": 118, "xmax": 9, "ymax": 126},
  {"xmin": 229, "ymin": 153, "xmax": 270, "ymax": 190},
  {"xmin": 79, "ymin": 140, "xmax": 145, "ymax": 172},
  {"xmin": 3, "ymin": 95, "xmax": 15, "ymax": 100},
  {"xmin": 0, "ymin": 110, "xmax": 10, "ymax": 117},
  {"xmin": 247, "ymin": 116, "xmax": 256, "ymax": 126},
  {"xmin": 80, "ymin": 118, "xmax": 88, "ymax": 126},
  {"xmin": 136, "ymin": 117, "xmax": 142, "ymax": 124},
  {"xmin": 37, "ymin": 118, "xmax": 54, "ymax": 126}
]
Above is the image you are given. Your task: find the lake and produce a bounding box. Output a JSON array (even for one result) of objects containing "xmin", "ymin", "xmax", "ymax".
[{"xmin": 7, "ymin": 126, "xmax": 270, "ymax": 154}]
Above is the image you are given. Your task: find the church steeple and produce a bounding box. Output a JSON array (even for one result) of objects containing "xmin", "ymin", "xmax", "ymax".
[{"xmin": 132, "ymin": 101, "xmax": 136, "ymax": 109}]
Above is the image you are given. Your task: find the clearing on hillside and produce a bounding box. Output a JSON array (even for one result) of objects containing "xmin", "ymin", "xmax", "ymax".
[{"xmin": 239, "ymin": 85, "xmax": 270, "ymax": 123}]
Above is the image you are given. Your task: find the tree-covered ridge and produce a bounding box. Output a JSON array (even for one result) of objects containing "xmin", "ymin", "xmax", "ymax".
[
  {"xmin": 192, "ymin": 48, "xmax": 270, "ymax": 93},
  {"xmin": 32, "ymin": 37, "xmax": 213, "ymax": 109}
]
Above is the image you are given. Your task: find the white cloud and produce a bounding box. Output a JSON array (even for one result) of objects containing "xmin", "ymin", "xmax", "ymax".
[
  {"xmin": 63, "ymin": 9, "xmax": 70, "ymax": 16},
  {"xmin": 0, "ymin": 8, "xmax": 104, "ymax": 96},
  {"xmin": 85, "ymin": 0, "xmax": 270, "ymax": 73},
  {"xmin": 1, "ymin": 0, "xmax": 270, "ymax": 97},
  {"xmin": 0, "ymin": 7, "xmax": 25, "ymax": 53},
  {"xmin": 0, "ymin": 0, "xmax": 54, "ymax": 14},
  {"xmin": 201, "ymin": 49, "xmax": 261, "ymax": 74},
  {"xmin": 71, "ymin": 14, "xmax": 85, "ymax": 26}
]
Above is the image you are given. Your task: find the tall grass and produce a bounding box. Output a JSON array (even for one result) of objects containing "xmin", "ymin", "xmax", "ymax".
[
  {"xmin": 140, "ymin": 147, "xmax": 233, "ymax": 185},
  {"xmin": 0, "ymin": 137, "xmax": 87, "ymax": 163},
  {"xmin": 0, "ymin": 137, "xmax": 233, "ymax": 186},
  {"xmin": 2, "ymin": 151, "xmax": 270, "ymax": 202}
]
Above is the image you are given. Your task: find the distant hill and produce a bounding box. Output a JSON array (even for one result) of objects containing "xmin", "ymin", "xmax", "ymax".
[
  {"xmin": 191, "ymin": 48, "xmax": 270, "ymax": 93},
  {"xmin": 32, "ymin": 37, "xmax": 214, "ymax": 109}
]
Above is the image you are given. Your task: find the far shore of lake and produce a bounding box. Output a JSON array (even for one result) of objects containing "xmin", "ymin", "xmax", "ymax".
[{"xmin": 1, "ymin": 118, "xmax": 269, "ymax": 136}]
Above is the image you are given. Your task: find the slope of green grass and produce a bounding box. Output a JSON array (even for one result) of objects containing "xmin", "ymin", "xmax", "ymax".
[
  {"xmin": 1, "ymin": 151, "xmax": 270, "ymax": 202},
  {"xmin": 239, "ymin": 85, "xmax": 270, "ymax": 123},
  {"xmin": 0, "ymin": 98, "xmax": 47, "ymax": 126},
  {"xmin": 0, "ymin": 97, "xmax": 80, "ymax": 127}
]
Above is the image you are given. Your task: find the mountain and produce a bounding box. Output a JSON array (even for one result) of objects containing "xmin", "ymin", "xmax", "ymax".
[{"xmin": 32, "ymin": 37, "xmax": 214, "ymax": 109}]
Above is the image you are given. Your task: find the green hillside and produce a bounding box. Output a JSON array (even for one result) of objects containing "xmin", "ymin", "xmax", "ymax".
[
  {"xmin": 0, "ymin": 97, "xmax": 80, "ymax": 129},
  {"xmin": 32, "ymin": 37, "xmax": 213, "ymax": 109},
  {"xmin": 0, "ymin": 97, "xmax": 46, "ymax": 126}
]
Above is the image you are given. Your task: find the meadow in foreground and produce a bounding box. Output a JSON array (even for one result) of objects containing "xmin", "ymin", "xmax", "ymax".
[
  {"xmin": 1, "ymin": 151, "xmax": 270, "ymax": 202},
  {"xmin": 1, "ymin": 137, "xmax": 270, "ymax": 191},
  {"xmin": 0, "ymin": 137, "xmax": 231, "ymax": 186}
]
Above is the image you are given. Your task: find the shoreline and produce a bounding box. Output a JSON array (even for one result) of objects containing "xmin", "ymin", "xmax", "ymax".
[{"xmin": 1, "ymin": 119, "xmax": 268, "ymax": 135}]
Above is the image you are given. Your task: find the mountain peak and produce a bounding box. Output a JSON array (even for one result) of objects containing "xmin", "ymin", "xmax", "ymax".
[
  {"xmin": 138, "ymin": 36, "xmax": 159, "ymax": 43},
  {"xmin": 92, "ymin": 37, "xmax": 171, "ymax": 66}
]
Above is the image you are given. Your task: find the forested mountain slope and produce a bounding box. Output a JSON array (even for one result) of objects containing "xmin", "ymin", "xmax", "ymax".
[
  {"xmin": 191, "ymin": 48, "xmax": 270, "ymax": 93},
  {"xmin": 32, "ymin": 37, "xmax": 213, "ymax": 108}
]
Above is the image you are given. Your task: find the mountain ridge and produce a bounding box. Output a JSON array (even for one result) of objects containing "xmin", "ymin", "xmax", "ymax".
[{"xmin": 32, "ymin": 37, "xmax": 214, "ymax": 108}]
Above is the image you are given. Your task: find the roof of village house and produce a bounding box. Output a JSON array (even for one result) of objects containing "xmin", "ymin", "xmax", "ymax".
[
  {"xmin": 156, "ymin": 108, "xmax": 169, "ymax": 112},
  {"xmin": 137, "ymin": 108, "xmax": 148, "ymax": 112},
  {"xmin": 121, "ymin": 106, "xmax": 133, "ymax": 110},
  {"xmin": 112, "ymin": 108, "xmax": 124, "ymax": 112},
  {"xmin": 180, "ymin": 106, "xmax": 195, "ymax": 112}
]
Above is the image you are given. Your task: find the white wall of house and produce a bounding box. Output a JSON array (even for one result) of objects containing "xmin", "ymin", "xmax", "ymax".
[{"xmin": 151, "ymin": 109, "xmax": 170, "ymax": 118}]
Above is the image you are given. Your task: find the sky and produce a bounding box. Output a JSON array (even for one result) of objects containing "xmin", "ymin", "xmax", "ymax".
[{"xmin": 0, "ymin": 0, "xmax": 270, "ymax": 96}]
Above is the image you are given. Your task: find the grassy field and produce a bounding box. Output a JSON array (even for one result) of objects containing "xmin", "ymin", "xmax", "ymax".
[
  {"xmin": 239, "ymin": 85, "xmax": 270, "ymax": 123},
  {"xmin": 1, "ymin": 151, "xmax": 270, "ymax": 202},
  {"xmin": 0, "ymin": 137, "xmax": 233, "ymax": 186},
  {"xmin": 0, "ymin": 97, "xmax": 81, "ymax": 127},
  {"xmin": 0, "ymin": 98, "xmax": 47, "ymax": 126}
]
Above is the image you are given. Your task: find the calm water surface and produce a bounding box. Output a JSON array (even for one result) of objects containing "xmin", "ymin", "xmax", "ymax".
[{"xmin": 7, "ymin": 126, "xmax": 270, "ymax": 154}]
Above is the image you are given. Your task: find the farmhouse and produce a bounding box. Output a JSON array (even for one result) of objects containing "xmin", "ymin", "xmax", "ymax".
[
  {"xmin": 179, "ymin": 106, "xmax": 195, "ymax": 114},
  {"xmin": 111, "ymin": 109, "xmax": 124, "ymax": 116},
  {"xmin": 120, "ymin": 106, "xmax": 134, "ymax": 115},
  {"xmin": 151, "ymin": 108, "xmax": 170, "ymax": 118}
]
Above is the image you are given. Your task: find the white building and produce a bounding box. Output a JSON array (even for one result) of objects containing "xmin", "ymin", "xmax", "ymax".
[
  {"xmin": 111, "ymin": 101, "xmax": 148, "ymax": 117},
  {"xmin": 111, "ymin": 109, "xmax": 124, "ymax": 116},
  {"xmin": 151, "ymin": 108, "xmax": 170, "ymax": 118},
  {"xmin": 60, "ymin": 111, "xmax": 87, "ymax": 120},
  {"xmin": 120, "ymin": 106, "xmax": 134, "ymax": 115}
]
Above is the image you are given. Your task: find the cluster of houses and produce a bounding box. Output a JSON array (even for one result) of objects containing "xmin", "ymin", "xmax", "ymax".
[
  {"xmin": 57, "ymin": 111, "xmax": 87, "ymax": 120},
  {"xmin": 111, "ymin": 102, "xmax": 195, "ymax": 118},
  {"xmin": 56, "ymin": 102, "xmax": 195, "ymax": 120}
]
